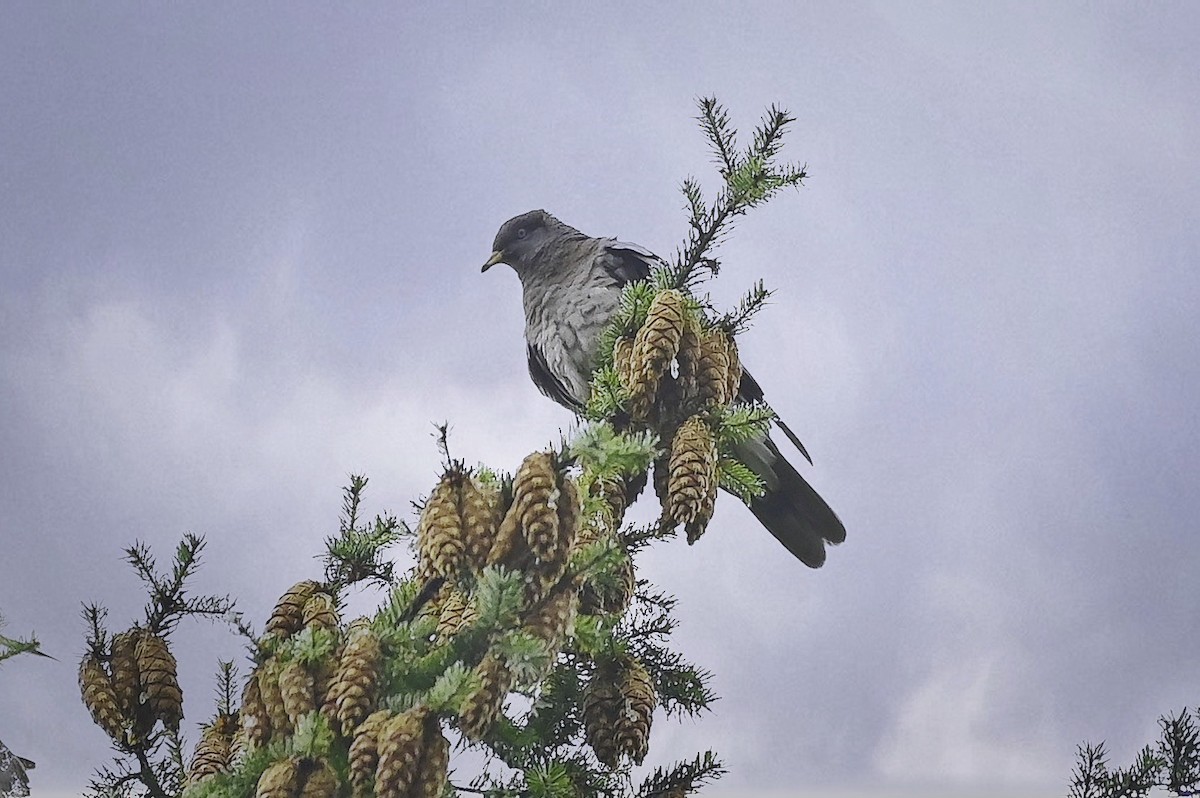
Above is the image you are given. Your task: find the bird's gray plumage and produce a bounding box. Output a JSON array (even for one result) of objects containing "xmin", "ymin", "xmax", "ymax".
[
  {"xmin": 484, "ymin": 209, "xmax": 846, "ymax": 567},
  {"xmin": 0, "ymin": 738, "xmax": 32, "ymax": 798}
]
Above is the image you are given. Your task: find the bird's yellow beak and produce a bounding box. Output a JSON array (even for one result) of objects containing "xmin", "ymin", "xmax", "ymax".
[{"xmin": 481, "ymin": 251, "xmax": 505, "ymax": 272}]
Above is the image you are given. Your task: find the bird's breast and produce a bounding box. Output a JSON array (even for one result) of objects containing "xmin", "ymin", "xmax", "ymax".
[{"xmin": 524, "ymin": 278, "xmax": 622, "ymax": 407}]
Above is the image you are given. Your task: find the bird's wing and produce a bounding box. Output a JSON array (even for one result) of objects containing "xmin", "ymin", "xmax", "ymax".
[
  {"xmin": 527, "ymin": 342, "xmax": 584, "ymax": 411},
  {"xmin": 600, "ymin": 239, "xmax": 663, "ymax": 286},
  {"xmin": 601, "ymin": 238, "xmax": 815, "ymax": 465},
  {"xmin": 737, "ymin": 367, "xmax": 813, "ymax": 465},
  {"xmin": 740, "ymin": 434, "xmax": 845, "ymax": 566}
]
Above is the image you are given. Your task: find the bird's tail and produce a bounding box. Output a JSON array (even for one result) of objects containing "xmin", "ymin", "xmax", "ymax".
[{"xmin": 736, "ymin": 434, "xmax": 846, "ymax": 568}]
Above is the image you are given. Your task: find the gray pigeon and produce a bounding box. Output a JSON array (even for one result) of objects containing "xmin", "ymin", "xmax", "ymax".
[
  {"xmin": 0, "ymin": 738, "xmax": 32, "ymax": 798},
  {"xmin": 483, "ymin": 209, "xmax": 845, "ymax": 567}
]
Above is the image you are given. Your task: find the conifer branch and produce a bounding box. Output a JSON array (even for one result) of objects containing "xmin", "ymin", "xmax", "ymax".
[
  {"xmin": 668, "ymin": 97, "xmax": 807, "ymax": 291},
  {"xmin": 127, "ymin": 534, "xmax": 233, "ymax": 637},
  {"xmin": 698, "ymin": 97, "xmax": 740, "ymax": 177},
  {"xmin": 74, "ymin": 96, "xmax": 829, "ymax": 798},
  {"xmin": 1070, "ymin": 706, "xmax": 1200, "ymax": 798},
  {"xmin": 718, "ymin": 279, "xmax": 774, "ymax": 334},
  {"xmin": 1159, "ymin": 710, "xmax": 1200, "ymax": 794},
  {"xmin": 212, "ymin": 660, "xmax": 237, "ymax": 716},
  {"xmin": 0, "ymin": 611, "xmax": 49, "ymax": 662},
  {"xmin": 638, "ymin": 750, "xmax": 726, "ymax": 797},
  {"xmin": 324, "ymin": 475, "xmax": 403, "ymax": 589}
]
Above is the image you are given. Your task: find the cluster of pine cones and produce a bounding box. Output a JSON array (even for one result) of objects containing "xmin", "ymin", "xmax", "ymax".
[
  {"xmin": 416, "ymin": 454, "xmax": 582, "ymax": 606},
  {"xmin": 583, "ymin": 654, "xmax": 658, "ymax": 767},
  {"xmin": 416, "ymin": 453, "xmax": 653, "ymax": 768},
  {"xmin": 613, "ymin": 288, "xmax": 743, "ymax": 543},
  {"xmin": 80, "ymin": 443, "xmax": 663, "ymax": 794},
  {"xmin": 78, "ymin": 627, "xmax": 183, "ymax": 748},
  {"xmin": 240, "ymin": 581, "xmax": 417, "ymax": 798},
  {"xmin": 161, "ymin": 575, "xmax": 446, "ymax": 797}
]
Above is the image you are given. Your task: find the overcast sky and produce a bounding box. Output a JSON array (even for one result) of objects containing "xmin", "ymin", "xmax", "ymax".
[{"xmin": 2, "ymin": 3, "xmax": 1198, "ymax": 797}]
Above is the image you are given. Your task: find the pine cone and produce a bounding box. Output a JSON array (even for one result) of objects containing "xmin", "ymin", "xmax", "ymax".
[
  {"xmin": 187, "ymin": 720, "xmax": 233, "ymax": 784},
  {"xmin": 613, "ymin": 335, "xmax": 638, "ymax": 410},
  {"xmin": 241, "ymin": 668, "xmax": 272, "ymax": 748},
  {"xmin": 694, "ymin": 490, "xmax": 718, "ymax": 544},
  {"xmin": 459, "ymin": 651, "xmax": 512, "ymax": 742},
  {"xmin": 78, "ymin": 653, "xmax": 125, "ymax": 743},
  {"xmin": 109, "ymin": 630, "xmax": 141, "ymax": 719},
  {"xmin": 348, "ymin": 710, "xmax": 392, "ymax": 798},
  {"xmin": 611, "ymin": 552, "xmax": 637, "ymax": 614},
  {"xmin": 695, "ymin": 327, "xmax": 734, "ymax": 407},
  {"xmin": 724, "ymin": 332, "xmax": 742, "ymax": 403},
  {"xmin": 579, "ymin": 542, "xmax": 635, "ymax": 616},
  {"xmin": 616, "ymin": 657, "xmax": 656, "ymax": 765},
  {"xmin": 613, "ymin": 335, "xmax": 636, "ymax": 386},
  {"xmin": 375, "ymin": 707, "xmax": 428, "ymax": 798},
  {"xmin": 667, "ymin": 415, "xmax": 719, "ymax": 543},
  {"xmin": 556, "ymin": 475, "xmax": 582, "ymax": 557},
  {"xmin": 461, "ymin": 475, "xmax": 499, "ymax": 572},
  {"xmin": 590, "ymin": 475, "xmax": 629, "ymax": 529},
  {"xmin": 524, "ymin": 541, "xmax": 570, "ymax": 607},
  {"xmin": 332, "ymin": 625, "xmax": 383, "ymax": 737},
  {"xmin": 114, "ymin": 632, "xmax": 154, "ymax": 745},
  {"xmin": 435, "ymin": 589, "xmax": 474, "ymax": 642},
  {"xmin": 523, "ymin": 580, "xmax": 578, "ymax": 655},
  {"xmin": 652, "ymin": 452, "xmax": 674, "ymax": 531},
  {"xmin": 301, "ymin": 591, "xmax": 339, "ymax": 633},
  {"xmin": 229, "ymin": 726, "xmax": 249, "ymax": 767},
  {"xmin": 414, "ymin": 720, "xmax": 450, "ymax": 798},
  {"xmin": 676, "ymin": 318, "xmax": 703, "ymax": 405},
  {"xmin": 487, "ymin": 481, "xmax": 523, "ymax": 567},
  {"xmin": 418, "ymin": 470, "xmax": 467, "ymax": 577},
  {"xmin": 135, "ymin": 631, "xmax": 183, "ymax": 732},
  {"xmin": 259, "ymin": 658, "xmax": 292, "ymax": 739},
  {"xmin": 572, "ymin": 508, "xmax": 603, "ymax": 555},
  {"xmin": 310, "ymin": 644, "xmax": 338, "ymax": 720},
  {"xmin": 256, "ymin": 757, "xmax": 301, "ymax": 798},
  {"xmin": 279, "ymin": 658, "xmax": 317, "ymax": 728},
  {"xmin": 582, "ymin": 667, "xmax": 622, "ymax": 768},
  {"xmin": 629, "ymin": 289, "xmax": 688, "ymax": 417},
  {"xmin": 513, "ymin": 452, "xmax": 559, "ymax": 562},
  {"xmin": 297, "ymin": 757, "xmax": 338, "ymax": 798},
  {"xmin": 266, "ymin": 580, "xmax": 322, "ymax": 638}
]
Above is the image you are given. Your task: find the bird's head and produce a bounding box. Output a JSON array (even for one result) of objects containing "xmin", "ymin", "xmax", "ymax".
[{"xmin": 482, "ymin": 209, "xmax": 557, "ymax": 274}]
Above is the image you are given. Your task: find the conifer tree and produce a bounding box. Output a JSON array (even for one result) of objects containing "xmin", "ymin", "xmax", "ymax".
[
  {"xmin": 1, "ymin": 611, "xmax": 45, "ymax": 798},
  {"xmin": 1070, "ymin": 707, "xmax": 1200, "ymax": 798},
  {"xmin": 79, "ymin": 97, "xmax": 808, "ymax": 798}
]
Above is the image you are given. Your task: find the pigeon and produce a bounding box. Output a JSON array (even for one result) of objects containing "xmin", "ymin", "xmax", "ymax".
[
  {"xmin": 0, "ymin": 738, "xmax": 32, "ymax": 798},
  {"xmin": 483, "ymin": 209, "xmax": 845, "ymax": 567}
]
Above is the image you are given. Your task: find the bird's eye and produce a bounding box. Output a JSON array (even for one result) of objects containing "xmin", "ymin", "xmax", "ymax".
[{"xmin": 517, "ymin": 228, "xmax": 527, "ymax": 240}]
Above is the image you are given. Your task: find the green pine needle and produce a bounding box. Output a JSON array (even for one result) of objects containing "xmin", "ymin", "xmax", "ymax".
[
  {"xmin": 424, "ymin": 661, "xmax": 478, "ymax": 713},
  {"xmin": 473, "ymin": 566, "xmax": 528, "ymax": 632},
  {"xmin": 498, "ymin": 630, "xmax": 558, "ymax": 687},
  {"xmin": 718, "ymin": 457, "xmax": 767, "ymax": 503},
  {"xmin": 715, "ymin": 402, "xmax": 777, "ymax": 449},
  {"xmin": 718, "ymin": 279, "xmax": 774, "ymax": 335},
  {"xmin": 584, "ymin": 367, "xmax": 629, "ymax": 422},
  {"xmin": 637, "ymin": 750, "xmax": 727, "ymax": 798},
  {"xmin": 288, "ymin": 711, "xmax": 334, "ymax": 759},
  {"xmin": 526, "ymin": 762, "xmax": 576, "ymax": 798},
  {"xmin": 569, "ymin": 422, "xmax": 659, "ymax": 481}
]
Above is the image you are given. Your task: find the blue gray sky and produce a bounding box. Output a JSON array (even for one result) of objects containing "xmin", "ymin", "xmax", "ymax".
[{"xmin": 2, "ymin": 3, "xmax": 1198, "ymax": 796}]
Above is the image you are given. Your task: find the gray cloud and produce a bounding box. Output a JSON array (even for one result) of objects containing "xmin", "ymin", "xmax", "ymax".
[{"xmin": 2, "ymin": 3, "xmax": 1198, "ymax": 796}]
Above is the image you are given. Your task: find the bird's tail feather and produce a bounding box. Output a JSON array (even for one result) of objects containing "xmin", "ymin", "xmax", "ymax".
[
  {"xmin": 739, "ymin": 435, "xmax": 845, "ymax": 568},
  {"xmin": 774, "ymin": 417, "xmax": 813, "ymax": 465}
]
